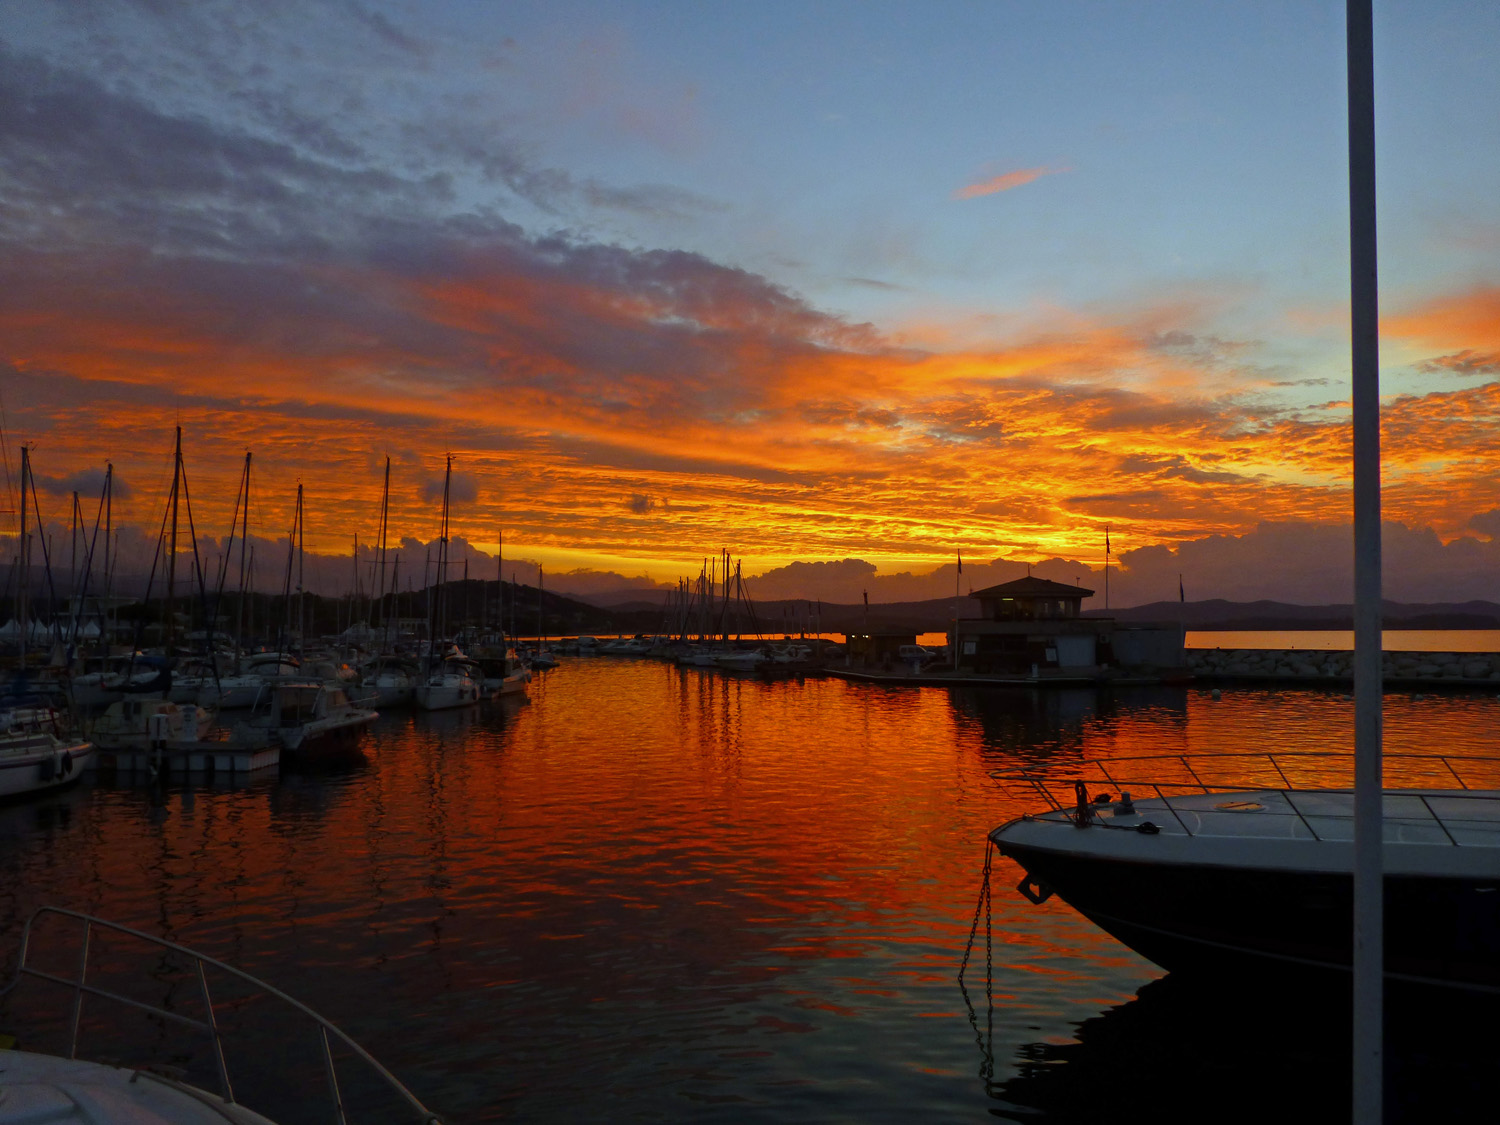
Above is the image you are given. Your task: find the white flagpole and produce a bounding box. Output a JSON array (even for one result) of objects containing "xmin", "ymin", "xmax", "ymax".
[{"xmin": 1347, "ymin": 0, "xmax": 1383, "ymax": 1119}]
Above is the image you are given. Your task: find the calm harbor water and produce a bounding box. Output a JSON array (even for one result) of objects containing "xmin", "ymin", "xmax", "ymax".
[{"xmin": 1, "ymin": 660, "xmax": 1498, "ymax": 1121}]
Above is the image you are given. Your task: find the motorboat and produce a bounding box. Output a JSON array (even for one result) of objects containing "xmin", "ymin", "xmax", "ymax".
[
  {"xmin": 166, "ymin": 652, "xmax": 235, "ymax": 705},
  {"xmin": 363, "ymin": 655, "xmax": 418, "ymax": 708},
  {"xmin": 206, "ymin": 652, "xmax": 303, "ymax": 709},
  {"xmin": 89, "ymin": 693, "xmax": 278, "ymax": 777},
  {"xmin": 412, "ymin": 658, "xmax": 482, "ymax": 711},
  {"xmin": 714, "ymin": 648, "xmax": 767, "ymax": 672},
  {"xmin": 476, "ymin": 650, "xmax": 530, "ymax": 698},
  {"xmin": 767, "ymin": 643, "xmax": 813, "ymax": 664},
  {"xmin": 526, "ymin": 647, "xmax": 558, "ymax": 670},
  {"xmin": 0, "ymin": 709, "xmax": 93, "ymax": 799},
  {"xmin": 989, "ymin": 752, "xmax": 1500, "ymax": 991},
  {"xmin": 87, "ymin": 696, "xmax": 215, "ymax": 752},
  {"xmin": 64, "ymin": 654, "xmax": 167, "ymax": 709},
  {"xmin": 232, "ymin": 680, "xmax": 377, "ymax": 759},
  {"xmin": 0, "ymin": 906, "xmax": 441, "ymax": 1124}
]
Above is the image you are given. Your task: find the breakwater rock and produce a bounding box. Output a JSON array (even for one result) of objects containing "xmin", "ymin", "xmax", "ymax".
[{"xmin": 1187, "ymin": 648, "xmax": 1500, "ymax": 687}]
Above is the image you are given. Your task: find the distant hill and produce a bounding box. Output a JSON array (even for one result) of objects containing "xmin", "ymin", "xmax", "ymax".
[
  {"xmin": 1093, "ymin": 598, "xmax": 1500, "ymax": 631},
  {"xmin": 594, "ymin": 595, "xmax": 1500, "ymax": 637},
  {"xmin": 368, "ymin": 584, "xmax": 1500, "ymax": 638}
]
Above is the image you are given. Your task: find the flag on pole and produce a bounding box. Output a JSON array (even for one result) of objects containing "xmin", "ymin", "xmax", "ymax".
[
  {"xmin": 1179, "ymin": 574, "xmax": 1185, "ymax": 603},
  {"xmin": 1105, "ymin": 526, "xmax": 1111, "ymax": 556},
  {"xmin": 863, "ymin": 590, "xmax": 868, "ymax": 607},
  {"xmin": 957, "ymin": 548, "xmax": 962, "ymax": 574}
]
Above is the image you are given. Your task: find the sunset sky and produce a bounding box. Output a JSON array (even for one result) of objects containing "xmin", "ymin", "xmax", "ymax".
[{"xmin": 3, "ymin": 1, "xmax": 1499, "ymax": 606}]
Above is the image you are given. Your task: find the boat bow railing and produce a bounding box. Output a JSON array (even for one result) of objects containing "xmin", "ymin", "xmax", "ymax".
[
  {"xmin": 0, "ymin": 906, "xmax": 442, "ymax": 1124},
  {"xmin": 991, "ymin": 751, "xmax": 1500, "ymax": 843}
]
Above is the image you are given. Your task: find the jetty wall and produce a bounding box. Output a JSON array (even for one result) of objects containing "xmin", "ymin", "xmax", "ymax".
[{"xmin": 1187, "ymin": 647, "xmax": 1500, "ymax": 687}]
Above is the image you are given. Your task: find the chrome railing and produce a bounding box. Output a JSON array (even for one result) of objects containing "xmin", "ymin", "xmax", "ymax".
[
  {"xmin": 991, "ymin": 752, "xmax": 1500, "ymax": 843},
  {"xmin": 0, "ymin": 906, "xmax": 442, "ymax": 1124}
]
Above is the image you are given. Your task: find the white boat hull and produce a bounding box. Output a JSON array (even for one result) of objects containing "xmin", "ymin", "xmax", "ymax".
[
  {"xmin": 413, "ymin": 675, "xmax": 481, "ymax": 711},
  {"xmin": 0, "ymin": 738, "xmax": 94, "ymax": 799}
]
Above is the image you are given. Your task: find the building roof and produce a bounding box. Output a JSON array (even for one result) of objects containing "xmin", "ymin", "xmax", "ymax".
[{"xmin": 969, "ymin": 576, "xmax": 1095, "ymax": 600}]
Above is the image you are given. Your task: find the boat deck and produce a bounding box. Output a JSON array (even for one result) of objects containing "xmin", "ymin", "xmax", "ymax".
[{"xmin": 1019, "ymin": 787, "xmax": 1500, "ymax": 847}]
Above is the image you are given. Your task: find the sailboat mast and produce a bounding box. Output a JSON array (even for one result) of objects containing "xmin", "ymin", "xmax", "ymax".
[
  {"xmin": 388, "ymin": 553, "xmax": 400, "ymax": 647},
  {"xmin": 376, "ymin": 456, "xmax": 390, "ymax": 641},
  {"xmin": 103, "ymin": 463, "xmax": 113, "ymax": 651},
  {"xmin": 296, "ymin": 484, "xmax": 305, "ymax": 652},
  {"xmin": 18, "ymin": 445, "xmax": 28, "ymax": 666},
  {"xmin": 167, "ymin": 425, "xmax": 182, "ymax": 648},
  {"xmin": 69, "ymin": 491, "xmax": 79, "ymax": 604},
  {"xmin": 440, "ymin": 457, "xmax": 451, "ymax": 648},
  {"xmin": 427, "ymin": 456, "xmax": 451, "ymax": 664},
  {"xmin": 236, "ymin": 453, "xmax": 251, "ymax": 654},
  {"xmin": 282, "ymin": 486, "xmax": 298, "ymax": 651}
]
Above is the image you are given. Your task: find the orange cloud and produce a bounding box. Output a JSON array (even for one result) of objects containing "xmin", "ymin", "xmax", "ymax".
[
  {"xmin": 6, "ymin": 217, "xmax": 1500, "ymax": 585},
  {"xmin": 1385, "ymin": 286, "xmax": 1500, "ymax": 351},
  {"xmin": 953, "ymin": 165, "xmax": 1069, "ymax": 200}
]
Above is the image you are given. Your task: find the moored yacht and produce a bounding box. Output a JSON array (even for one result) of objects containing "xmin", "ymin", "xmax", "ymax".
[
  {"xmin": 363, "ymin": 654, "xmax": 418, "ymax": 708},
  {"xmin": 0, "ymin": 708, "xmax": 94, "ymax": 799},
  {"xmin": 990, "ymin": 752, "xmax": 1500, "ymax": 991},
  {"xmin": 412, "ymin": 657, "xmax": 482, "ymax": 711},
  {"xmin": 232, "ymin": 679, "xmax": 377, "ymax": 759},
  {"xmin": 476, "ymin": 649, "xmax": 530, "ymax": 697},
  {"xmin": 206, "ymin": 651, "xmax": 303, "ymax": 709},
  {"xmin": 87, "ymin": 696, "xmax": 215, "ymax": 752},
  {"xmin": 714, "ymin": 647, "xmax": 767, "ymax": 671}
]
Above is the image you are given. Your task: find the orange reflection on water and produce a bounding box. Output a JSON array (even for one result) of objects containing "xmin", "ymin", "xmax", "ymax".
[{"xmin": 4, "ymin": 668, "xmax": 1498, "ymax": 1117}]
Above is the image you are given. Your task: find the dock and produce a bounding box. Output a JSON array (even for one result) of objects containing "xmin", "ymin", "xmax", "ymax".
[{"xmin": 92, "ymin": 740, "xmax": 280, "ymax": 777}]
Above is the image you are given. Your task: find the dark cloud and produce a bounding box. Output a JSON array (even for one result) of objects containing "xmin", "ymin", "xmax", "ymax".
[
  {"xmin": 420, "ymin": 472, "xmax": 479, "ymax": 505},
  {"xmin": 626, "ymin": 494, "xmax": 656, "ymax": 514},
  {"xmin": 801, "ymin": 402, "xmax": 904, "ymax": 429},
  {"xmin": 1467, "ymin": 509, "xmax": 1500, "ymax": 540},
  {"xmin": 1116, "ymin": 454, "xmax": 1253, "ymax": 485},
  {"xmin": 1109, "ymin": 520, "xmax": 1500, "ymax": 606},
  {"xmin": 1066, "ymin": 490, "xmax": 1167, "ymax": 510},
  {"xmin": 921, "ymin": 399, "xmax": 1004, "ymax": 444},
  {"xmin": 0, "ymin": 47, "xmax": 431, "ymax": 258},
  {"xmin": 30, "ymin": 469, "xmax": 134, "ymax": 500},
  {"xmin": 1417, "ymin": 350, "xmax": 1500, "ymax": 377},
  {"xmin": 349, "ymin": 4, "xmax": 433, "ymax": 58}
]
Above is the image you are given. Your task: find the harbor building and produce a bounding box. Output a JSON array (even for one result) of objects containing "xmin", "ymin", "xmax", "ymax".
[{"xmin": 954, "ymin": 576, "xmax": 1184, "ymax": 676}]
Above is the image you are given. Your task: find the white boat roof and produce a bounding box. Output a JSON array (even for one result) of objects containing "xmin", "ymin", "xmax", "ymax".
[
  {"xmin": 0, "ymin": 1050, "xmax": 279, "ymax": 1124},
  {"xmin": 996, "ymin": 788, "xmax": 1500, "ymax": 877}
]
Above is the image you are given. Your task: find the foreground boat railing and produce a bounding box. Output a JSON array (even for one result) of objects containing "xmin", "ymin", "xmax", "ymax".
[
  {"xmin": 0, "ymin": 906, "xmax": 442, "ymax": 1124},
  {"xmin": 991, "ymin": 751, "xmax": 1500, "ymax": 843}
]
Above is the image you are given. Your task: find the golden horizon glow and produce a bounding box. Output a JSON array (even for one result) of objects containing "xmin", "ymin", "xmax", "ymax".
[{"xmin": 6, "ymin": 275, "xmax": 1500, "ymax": 587}]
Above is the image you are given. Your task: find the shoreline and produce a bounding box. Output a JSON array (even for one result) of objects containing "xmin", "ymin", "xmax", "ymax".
[{"xmin": 1189, "ymin": 647, "xmax": 1500, "ymax": 690}]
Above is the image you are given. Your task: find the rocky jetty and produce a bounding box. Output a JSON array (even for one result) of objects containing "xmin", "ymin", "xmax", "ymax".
[{"xmin": 1187, "ymin": 647, "xmax": 1500, "ymax": 687}]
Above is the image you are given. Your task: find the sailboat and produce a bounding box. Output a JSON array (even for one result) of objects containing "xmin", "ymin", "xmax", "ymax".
[
  {"xmin": 413, "ymin": 457, "xmax": 481, "ymax": 711},
  {"xmin": 0, "ymin": 447, "xmax": 96, "ymax": 796}
]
